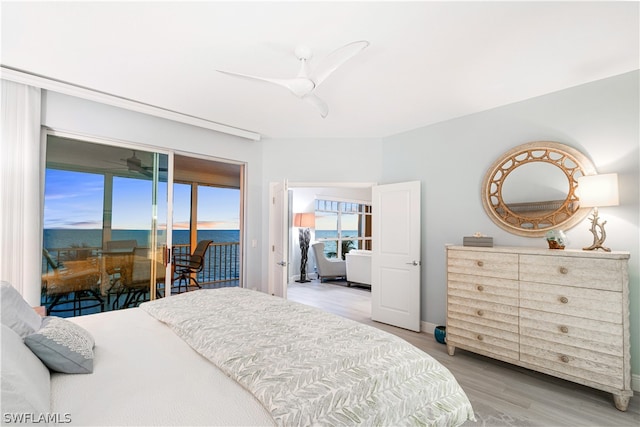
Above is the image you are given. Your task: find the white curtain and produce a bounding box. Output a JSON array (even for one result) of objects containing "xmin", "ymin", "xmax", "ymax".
[{"xmin": 0, "ymin": 79, "xmax": 42, "ymax": 305}]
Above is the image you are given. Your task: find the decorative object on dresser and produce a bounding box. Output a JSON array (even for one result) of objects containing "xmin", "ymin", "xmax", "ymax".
[
  {"xmin": 576, "ymin": 173, "xmax": 620, "ymax": 252},
  {"xmin": 481, "ymin": 141, "xmax": 597, "ymax": 237},
  {"xmin": 545, "ymin": 229, "xmax": 567, "ymax": 249},
  {"xmin": 293, "ymin": 212, "xmax": 315, "ymax": 283},
  {"xmin": 446, "ymin": 245, "xmax": 632, "ymax": 411},
  {"xmin": 463, "ymin": 232, "xmax": 493, "ymax": 247}
]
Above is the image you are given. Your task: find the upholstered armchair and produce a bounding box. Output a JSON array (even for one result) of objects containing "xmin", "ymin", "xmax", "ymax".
[
  {"xmin": 311, "ymin": 242, "xmax": 346, "ymax": 282},
  {"xmin": 345, "ymin": 250, "xmax": 372, "ymax": 287}
]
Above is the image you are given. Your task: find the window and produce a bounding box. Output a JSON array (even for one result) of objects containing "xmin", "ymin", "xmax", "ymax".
[{"xmin": 314, "ymin": 199, "xmax": 372, "ymax": 259}]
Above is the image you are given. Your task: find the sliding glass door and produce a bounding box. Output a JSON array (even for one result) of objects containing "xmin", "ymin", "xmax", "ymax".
[{"xmin": 41, "ymin": 133, "xmax": 170, "ymax": 316}]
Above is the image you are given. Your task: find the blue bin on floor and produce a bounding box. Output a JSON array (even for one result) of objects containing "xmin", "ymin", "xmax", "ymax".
[{"xmin": 434, "ymin": 326, "xmax": 446, "ymax": 344}]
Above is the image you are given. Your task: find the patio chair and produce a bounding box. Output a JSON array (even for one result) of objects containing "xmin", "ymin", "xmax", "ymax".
[
  {"xmin": 41, "ymin": 250, "xmax": 104, "ymax": 316},
  {"xmin": 173, "ymin": 240, "xmax": 213, "ymax": 293},
  {"xmin": 103, "ymin": 240, "xmax": 136, "ymax": 309}
]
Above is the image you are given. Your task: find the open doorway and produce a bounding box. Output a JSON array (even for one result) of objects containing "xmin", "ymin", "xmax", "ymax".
[
  {"xmin": 272, "ymin": 180, "xmax": 422, "ymax": 332},
  {"xmin": 288, "ymin": 186, "xmax": 373, "ymax": 283},
  {"xmin": 286, "ymin": 184, "xmax": 374, "ymax": 312},
  {"xmin": 172, "ymin": 155, "xmax": 244, "ymax": 292}
]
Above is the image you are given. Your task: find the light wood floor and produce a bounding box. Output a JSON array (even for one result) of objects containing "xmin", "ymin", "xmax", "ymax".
[{"xmin": 288, "ymin": 280, "xmax": 639, "ymax": 427}]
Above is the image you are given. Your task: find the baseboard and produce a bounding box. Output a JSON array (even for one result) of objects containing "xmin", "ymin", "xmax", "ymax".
[
  {"xmin": 420, "ymin": 321, "xmax": 640, "ymax": 392},
  {"xmin": 421, "ymin": 321, "xmax": 439, "ymax": 335}
]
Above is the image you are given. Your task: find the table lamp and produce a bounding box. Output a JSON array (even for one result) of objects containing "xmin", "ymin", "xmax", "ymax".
[
  {"xmin": 293, "ymin": 213, "xmax": 315, "ymax": 282},
  {"xmin": 576, "ymin": 173, "xmax": 619, "ymax": 252}
]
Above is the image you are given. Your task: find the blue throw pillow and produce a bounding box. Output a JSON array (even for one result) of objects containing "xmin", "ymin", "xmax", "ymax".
[{"xmin": 24, "ymin": 317, "xmax": 95, "ymax": 374}]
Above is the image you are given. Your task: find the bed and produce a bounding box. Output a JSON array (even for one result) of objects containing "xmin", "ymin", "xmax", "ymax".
[{"xmin": 1, "ymin": 282, "xmax": 475, "ymax": 426}]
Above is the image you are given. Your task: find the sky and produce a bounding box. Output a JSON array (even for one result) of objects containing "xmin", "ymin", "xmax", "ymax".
[
  {"xmin": 315, "ymin": 211, "xmax": 359, "ymax": 231},
  {"xmin": 44, "ymin": 169, "xmax": 240, "ymax": 230},
  {"xmin": 44, "ymin": 169, "xmax": 360, "ymax": 233}
]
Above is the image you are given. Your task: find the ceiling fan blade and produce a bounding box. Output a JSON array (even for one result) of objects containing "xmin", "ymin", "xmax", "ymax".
[
  {"xmin": 217, "ymin": 70, "xmax": 314, "ymax": 97},
  {"xmin": 303, "ymin": 94, "xmax": 328, "ymax": 118},
  {"xmin": 310, "ymin": 40, "xmax": 369, "ymax": 88}
]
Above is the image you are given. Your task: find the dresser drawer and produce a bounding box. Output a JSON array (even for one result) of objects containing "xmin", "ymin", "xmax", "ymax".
[
  {"xmin": 447, "ymin": 322, "xmax": 519, "ymax": 362},
  {"xmin": 520, "ymin": 281, "xmax": 621, "ymax": 323},
  {"xmin": 520, "ymin": 308, "xmax": 623, "ymax": 357},
  {"xmin": 519, "ymin": 254, "xmax": 624, "ymax": 291},
  {"xmin": 448, "ymin": 250, "xmax": 518, "ymax": 280},
  {"xmin": 448, "ymin": 297, "xmax": 519, "ymax": 333},
  {"xmin": 448, "ymin": 273, "xmax": 518, "ymax": 305},
  {"xmin": 520, "ymin": 337, "xmax": 623, "ymax": 390}
]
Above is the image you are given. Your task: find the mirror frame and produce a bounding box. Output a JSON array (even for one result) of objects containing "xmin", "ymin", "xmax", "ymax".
[{"xmin": 481, "ymin": 141, "xmax": 597, "ymax": 237}]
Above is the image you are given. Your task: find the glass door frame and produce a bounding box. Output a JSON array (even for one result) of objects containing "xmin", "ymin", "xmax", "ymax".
[
  {"xmin": 171, "ymin": 151, "xmax": 246, "ymax": 290},
  {"xmin": 44, "ymin": 128, "xmax": 174, "ymax": 301}
]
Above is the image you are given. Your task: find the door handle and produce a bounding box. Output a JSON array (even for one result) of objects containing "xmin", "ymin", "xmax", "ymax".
[
  {"xmin": 277, "ymin": 261, "xmax": 287, "ymax": 266},
  {"xmin": 163, "ymin": 246, "xmax": 171, "ymax": 267},
  {"xmin": 406, "ymin": 260, "xmax": 420, "ymax": 266}
]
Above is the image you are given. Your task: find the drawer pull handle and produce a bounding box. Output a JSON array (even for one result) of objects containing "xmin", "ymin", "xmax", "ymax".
[
  {"xmin": 476, "ymin": 261, "xmax": 484, "ymax": 267},
  {"xmin": 559, "ymin": 296, "xmax": 569, "ymax": 304},
  {"xmin": 560, "ymin": 326, "xmax": 569, "ymax": 334},
  {"xmin": 560, "ymin": 355, "xmax": 570, "ymax": 363},
  {"xmin": 477, "ymin": 335, "xmax": 484, "ymax": 341},
  {"xmin": 477, "ymin": 285, "xmax": 484, "ymax": 292},
  {"xmin": 559, "ymin": 267, "xmax": 569, "ymax": 275},
  {"xmin": 477, "ymin": 310, "xmax": 484, "ymax": 317}
]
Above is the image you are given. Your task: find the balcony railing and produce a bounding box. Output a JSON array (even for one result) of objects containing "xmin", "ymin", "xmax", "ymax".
[
  {"xmin": 171, "ymin": 242, "xmax": 240, "ymax": 286},
  {"xmin": 43, "ymin": 241, "xmax": 240, "ymax": 287}
]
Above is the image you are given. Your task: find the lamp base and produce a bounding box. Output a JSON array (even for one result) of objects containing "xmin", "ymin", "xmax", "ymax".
[
  {"xmin": 295, "ymin": 279, "xmax": 311, "ymax": 283},
  {"xmin": 583, "ymin": 208, "xmax": 611, "ymax": 252}
]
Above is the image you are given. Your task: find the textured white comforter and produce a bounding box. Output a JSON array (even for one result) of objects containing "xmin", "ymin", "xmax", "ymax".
[
  {"xmin": 141, "ymin": 287, "xmax": 475, "ymax": 426},
  {"xmin": 50, "ymin": 307, "xmax": 274, "ymax": 426}
]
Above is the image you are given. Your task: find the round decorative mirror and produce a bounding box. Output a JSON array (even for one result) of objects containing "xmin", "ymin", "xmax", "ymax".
[{"xmin": 481, "ymin": 141, "xmax": 597, "ymax": 237}]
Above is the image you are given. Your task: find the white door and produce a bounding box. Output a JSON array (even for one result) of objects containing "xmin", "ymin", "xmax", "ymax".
[
  {"xmin": 371, "ymin": 181, "xmax": 421, "ymax": 331},
  {"xmin": 268, "ymin": 181, "xmax": 288, "ymax": 298}
]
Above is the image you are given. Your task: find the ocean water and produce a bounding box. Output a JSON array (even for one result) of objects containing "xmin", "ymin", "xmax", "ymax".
[
  {"xmin": 43, "ymin": 229, "xmax": 239, "ymax": 250},
  {"xmin": 312, "ymin": 230, "xmax": 361, "ymax": 256},
  {"xmin": 43, "ymin": 229, "xmax": 357, "ymax": 251}
]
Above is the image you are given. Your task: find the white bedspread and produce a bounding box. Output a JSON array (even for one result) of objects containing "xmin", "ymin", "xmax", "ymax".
[
  {"xmin": 141, "ymin": 287, "xmax": 475, "ymax": 426},
  {"xmin": 50, "ymin": 307, "xmax": 275, "ymax": 426}
]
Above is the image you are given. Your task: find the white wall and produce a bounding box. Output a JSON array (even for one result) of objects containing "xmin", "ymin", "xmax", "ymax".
[
  {"xmin": 41, "ymin": 91, "xmax": 266, "ymax": 291},
  {"xmin": 381, "ymin": 70, "xmax": 640, "ymax": 377}
]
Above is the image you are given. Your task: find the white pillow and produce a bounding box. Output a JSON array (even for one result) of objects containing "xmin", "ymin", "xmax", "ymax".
[
  {"xmin": 0, "ymin": 324, "xmax": 51, "ymax": 416},
  {"xmin": 1, "ymin": 281, "xmax": 42, "ymax": 338}
]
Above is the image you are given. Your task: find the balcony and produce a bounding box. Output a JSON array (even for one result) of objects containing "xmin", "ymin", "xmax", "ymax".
[
  {"xmin": 171, "ymin": 242, "xmax": 240, "ymax": 287},
  {"xmin": 41, "ymin": 241, "xmax": 240, "ymax": 316}
]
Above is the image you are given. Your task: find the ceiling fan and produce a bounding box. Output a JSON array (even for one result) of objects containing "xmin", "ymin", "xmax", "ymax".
[
  {"xmin": 121, "ymin": 151, "xmax": 167, "ymax": 177},
  {"xmin": 217, "ymin": 40, "xmax": 370, "ymax": 118}
]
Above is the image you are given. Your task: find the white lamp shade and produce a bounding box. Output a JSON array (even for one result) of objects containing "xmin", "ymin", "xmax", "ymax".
[
  {"xmin": 293, "ymin": 212, "xmax": 316, "ymax": 228},
  {"xmin": 577, "ymin": 173, "xmax": 619, "ymax": 208}
]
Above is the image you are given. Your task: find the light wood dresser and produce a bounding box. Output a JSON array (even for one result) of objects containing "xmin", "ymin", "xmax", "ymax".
[{"xmin": 446, "ymin": 245, "xmax": 632, "ymax": 411}]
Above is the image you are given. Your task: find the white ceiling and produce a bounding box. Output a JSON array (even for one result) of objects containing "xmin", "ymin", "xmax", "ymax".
[{"xmin": 1, "ymin": 1, "xmax": 638, "ymax": 140}]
